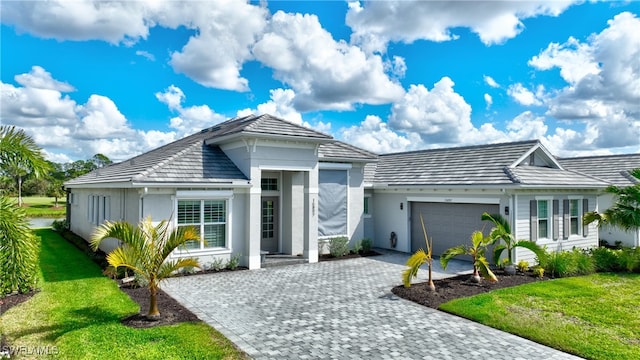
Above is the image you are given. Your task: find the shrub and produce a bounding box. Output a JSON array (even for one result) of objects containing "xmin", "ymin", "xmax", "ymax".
[
  {"xmin": 352, "ymin": 239, "xmax": 363, "ymax": 254},
  {"xmin": 226, "ymin": 254, "xmax": 240, "ymax": 270},
  {"xmin": 590, "ymin": 247, "xmax": 621, "ymax": 272},
  {"xmin": 0, "ymin": 196, "xmax": 40, "ymax": 295},
  {"xmin": 516, "ymin": 260, "xmax": 529, "ymax": 273},
  {"xmin": 540, "ymin": 250, "xmax": 575, "ymax": 278},
  {"xmin": 361, "ymin": 238, "xmax": 372, "ymax": 253},
  {"xmin": 617, "ymin": 247, "xmax": 640, "ymax": 273},
  {"xmin": 532, "ymin": 266, "xmax": 545, "ymax": 278},
  {"xmin": 569, "ymin": 248, "xmax": 595, "ymax": 275},
  {"xmin": 329, "ymin": 236, "xmax": 350, "ymax": 257},
  {"xmin": 208, "ymin": 257, "xmax": 226, "ymax": 271},
  {"xmin": 52, "ymin": 218, "xmax": 68, "ymax": 232}
]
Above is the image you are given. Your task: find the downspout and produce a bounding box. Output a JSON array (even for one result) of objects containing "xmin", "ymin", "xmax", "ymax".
[{"xmin": 65, "ymin": 188, "xmax": 71, "ymax": 229}]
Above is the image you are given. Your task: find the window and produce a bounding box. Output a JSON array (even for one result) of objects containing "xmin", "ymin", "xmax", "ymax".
[
  {"xmin": 261, "ymin": 178, "xmax": 278, "ymax": 191},
  {"xmin": 363, "ymin": 196, "xmax": 371, "ymax": 217},
  {"xmin": 262, "ymin": 200, "xmax": 275, "ymax": 239},
  {"xmin": 569, "ymin": 199, "xmax": 580, "ymax": 235},
  {"xmin": 318, "ymin": 170, "xmax": 348, "ymax": 237},
  {"xmin": 177, "ymin": 199, "xmax": 227, "ymax": 250},
  {"xmin": 88, "ymin": 195, "xmax": 109, "ymax": 225},
  {"xmin": 538, "ymin": 200, "xmax": 550, "ymax": 239}
]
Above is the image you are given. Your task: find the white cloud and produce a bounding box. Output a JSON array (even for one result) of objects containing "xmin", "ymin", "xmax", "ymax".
[
  {"xmin": 532, "ymin": 11, "xmax": 640, "ymax": 152},
  {"xmin": 388, "ymin": 78, "xmax": 473, "ymax": 144},
  {"xmin": 135, "ymin": 50, "xmax": 155, "ymax": 62},
  {"xmin": 507, "ymin": 83, "xmax": 542, "ymax": 106},
  {"xmin": 484, "ymin": 75, "xmax": 500, "ymax": 88},
  {"xmin": 339, "ymin": 115, "xmax": 419, "ymax": 154},
  {"xmin": 252, "ymin": 11, "xmax": 405, "ymax": 111},
  {"xmin": 155, "ymin": 85, "xmax": 226, "ymax": 135},
  {"xmin": 346, "ymin": 0, "xmax": 577, "ymax": 52},
  {"xmin": 237, "ymin": 88, "xmax": 303, "ymax": 125},
  {"xmin": 1, "ymin": 67, "xmax": 176, "ymax": 161},
  {"xmin": 484, "ymin": 93, "xmax": 493, "ymax": 109}
]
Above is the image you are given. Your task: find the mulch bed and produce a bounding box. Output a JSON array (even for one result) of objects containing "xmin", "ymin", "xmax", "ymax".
[
  {"xmin": 319, "ymin": 250, "xmax": 381, "ymax": 261},
  {"xmin": 392, "ymin": 271, "xmax": 549, "ymax": 309},
  {"xmin": 119, "ymin": 283, "xmax": 200, "ymax": 328},
  {"xmin": 0, "ymin": 290, "xmax": 38, "ymax": 315}
]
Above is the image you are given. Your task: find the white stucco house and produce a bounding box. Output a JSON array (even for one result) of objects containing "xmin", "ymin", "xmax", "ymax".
[
  {"xmin": 65, "ymin": 114, "xmax": 612, "ymax": 269},
  {"xmin": 560, "ymin": 154, "xmax": 640, "ymax": 248}
]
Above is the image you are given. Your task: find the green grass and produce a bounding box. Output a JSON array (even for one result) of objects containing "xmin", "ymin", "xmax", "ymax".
[
  {"xmin": 14, "ymin": 196, "xmax": 66, "ymax": 218},
  {"xmin": 0, "ymin": 229, "xmax": 247, "ymax": 359},
  {"xmin": 439, "ymin": 273, "xmax": 640, "ymax": 360}
]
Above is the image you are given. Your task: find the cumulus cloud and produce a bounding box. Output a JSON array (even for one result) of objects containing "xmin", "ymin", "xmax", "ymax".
[
  {"xmin": 388, "ymin": 78, "xmax": 473, "ymax": 144},
  {"xmin": 531, "ymin": 11, "xmax": 640, "ymax": 152},
  {"xmin": 1, "ymin": 67, "xmax": 176, "ymax": 161},
  {"xmin": 155, "ymin": 85, "xmax": 226, "ymax": 135},
  {"xmin": 339, "ymin": 115, "xmax": 419, "ymax": 154},
  {"xmin": 507, "ymin": 83, "xmax": 543, "ymax": 106},
  {"xmin": 484, "ymin": 75, "xmax": 500, "ymax": 88},
  {"xmin": 484, "ymin": 93, "xmax": 493, "ymax": 109},
  {"xmin": 346, "ymin": 0, "xmax": 577, "ymax": 52},
  {"xmin": 237, "ymin": 88, "xmax": 303, "ymax": 124},
  {"xmin": 252, "ymin": 11, "xmax": 405, "ymax": 111}
]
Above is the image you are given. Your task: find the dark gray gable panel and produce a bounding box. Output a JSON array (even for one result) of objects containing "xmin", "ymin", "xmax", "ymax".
[
  {"xmin": 583, "ymin": 198, "xmax": 589, "ymax": 237},
  {"xmin": 563, "ymin": 199, "xmax": 570, "ymax": 239},
  {"xmin": 530, "ymin": 200, "xmax": 538, "ymax": 242},
  {"xmin": 553, "ymin": 200, "xmax": 560, "ymax": 240}
]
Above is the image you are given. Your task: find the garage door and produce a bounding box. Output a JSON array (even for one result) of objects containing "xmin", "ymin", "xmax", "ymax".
[{"xmin": 410, "ymin": 202, "xmax": 499, "ymax": 259}]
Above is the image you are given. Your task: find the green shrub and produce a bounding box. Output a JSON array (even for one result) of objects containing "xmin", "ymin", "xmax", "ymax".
[
  {"xmin": 361, "ymin": 238, "xmax": 372, "ymax": 253},
  {"xmin": 532, "ymin": 266, "xmax": 545, "ymax": 278},
  {"xmin": 516, "ymin": 260, "xmax": 529, "ymax": 273},
  {"xmin": 590, "ymin": 247, "xmax": 621, "ymax": 272},
  {"xmin": 569, "ymin": 248, "xmax": 595, "ymax": 275},
  {"xmin": 539, "ymin": 250, "xmax": 574, "ymax": 278},
  {"xmin": 617, "ymin": 247, "xmax": 640, "ymax": 273},
  {"xmin": 329, "ymin": 236, "xmax": 350, "ymax": 257},
  {"xmin": 0, "ymin": 196, "xmax": 40, "ymax": 295},
  {"xmin": 352, "ymin": 239, "xmax": 363, "ymax": 254},
  {"xmin": 208, "ymin": 257, "xmax": 226, "ymax": 271},
  {"xmin": 226, "ymin": 254, "xmax": 240, "ymax": 270},
  {"xmin": 52, "ymin": 218, "xmax": 68, "ymax": 232}
]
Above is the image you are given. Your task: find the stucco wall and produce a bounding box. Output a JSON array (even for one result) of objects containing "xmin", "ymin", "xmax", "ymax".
[{"xmin": 596, "ymin": 194, "xmax": 640, "ymax": 248}]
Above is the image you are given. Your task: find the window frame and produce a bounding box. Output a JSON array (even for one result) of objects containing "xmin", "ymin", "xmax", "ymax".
[
  {"xmin": 174, "ymin": 191, "xmax": 233, "ymax": 255},
  {"xmin": 568, "ymin": 196, "xmax": 582, "ymax": 237},
  {"xmin": 363, "ymin": 195, "xmax": 372, "ymax": 218},
  {"xmin": 535, "ymin": 197, "xmax": 553, "ymax": 241}
]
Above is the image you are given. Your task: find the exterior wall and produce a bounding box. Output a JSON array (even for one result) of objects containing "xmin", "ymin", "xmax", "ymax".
[
  {"xmin": 348, "ymin": 164, "xmax": 366, "ymax": 244},
  {"xmin": 597, "ymin": 194, "xmax": 640, "ymax": 248},
  {"xmin": 513, "ymin": 192, "xmax": 599, "ymax": 264},
  {"xmin": 363, "ymin": 189, "xmax": 375, "ymax": 241},
  {"xmin": 68, "ymin": 187, "xmax": 135, "ymax": 253},
  {"xmin": 371, "ymin": 189, "xmax": 508, "ymax": 254}
]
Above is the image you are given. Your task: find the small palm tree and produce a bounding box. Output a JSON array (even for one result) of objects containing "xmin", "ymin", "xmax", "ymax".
[
  {"xmin": 584, "ymin": 172, "xmax": 640, "ymax": 232},
  {"xmin": 402, "ymin": 214, "xmax": 435, "ymax": 291},
  {"xmin": 91, "ymin": 217, "xmax": 201, "ymax": 318},
  {"xmin": 481, "ymin": 212, "xmax": 544, "ymax": 266},
  {"xmin": 441, "ymin": 230, "xmax": 497, "ymax": 283}
]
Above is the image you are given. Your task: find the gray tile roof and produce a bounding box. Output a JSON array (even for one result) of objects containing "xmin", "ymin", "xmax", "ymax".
[
  {"xmin": 374, "ymin": 140, "xmax": 606, "ymax": 188},
  {"xmin": 66, "ymin": 114, "xmax": 329, "ymax": 186},
  {"xmin": 559, "ymin": 153, "xmax": 640, "ymax": 187},
  {"xmin": 319, "ymin": 141, "xmax": 378, "ymax": 162}
]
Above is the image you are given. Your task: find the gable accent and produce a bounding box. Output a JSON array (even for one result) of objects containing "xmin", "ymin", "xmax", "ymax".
[
  {"xmin": 530, "ymin": 200, "xmax": 538, "ymax": 242},
  {"xmin": 583, "ymin": 198, "xmax": 589, "ymax": 237},
  {"xmin": 553, "ymin": 199, "xmax": 560, "ymax": 240},
  {"xmin": 510, "ymin": 142, "xmax": 563, "ymax": 170}
]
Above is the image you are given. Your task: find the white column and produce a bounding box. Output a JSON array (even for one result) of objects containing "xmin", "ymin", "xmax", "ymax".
[
  {"xmin": 304, "ymin": 168, "xmax": 319, "ymax": 263},
  {"xmin": 247, "ymin": 168, "xmax": 262, "ymax": 269}
]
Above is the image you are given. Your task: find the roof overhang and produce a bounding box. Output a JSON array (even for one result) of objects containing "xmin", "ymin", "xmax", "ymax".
[{"xmin": 205, "ymin": 132, "xmax": 333, "ymax": 146}]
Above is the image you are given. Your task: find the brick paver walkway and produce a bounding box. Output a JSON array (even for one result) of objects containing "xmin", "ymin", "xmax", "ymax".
[{"xmin": 163, "ymin": 252, "xmax": 582, "ymax": 360}]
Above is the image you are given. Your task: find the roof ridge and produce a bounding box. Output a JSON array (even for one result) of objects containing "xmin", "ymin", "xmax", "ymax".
[
  {"xmin": 559, "ymin": 153, "xmax": 640, "ymax": 161},
  {"xmin": 621, "ymin": 170, "xmax": 640, "ymax": 184},
  {"xmin": 380, "ymin": 139, "xmax": 539, "ymax": 157},
  {"xmin": 251, "ymin": 114, "xmax": 333, "ymax": 138},
  {"xmin": 502, "ymin": 166, "xmax": 521, "ymax": 184}
]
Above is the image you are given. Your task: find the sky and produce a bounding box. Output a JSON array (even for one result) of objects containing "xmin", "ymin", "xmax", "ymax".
[{"xmin": 1, "ymin": 0, "xmax": 639, "ymax": 163}]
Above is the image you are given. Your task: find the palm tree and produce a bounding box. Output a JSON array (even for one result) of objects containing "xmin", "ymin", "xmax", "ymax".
[
  {"xmin": 584, "ymin": 171, "xmax": 640, "ymax": 232},
  {"xmin": 402, "ymin": 214, "xmax": 435, "ymax": 291},
  {"xmin": 481, "ymin": 212, "xmax": 544, "ymax": 267},
  {"xmin": 91, "ymin": 217, "xmax": 201, "ymax": 318},
  {"xmin": 440, "ymin": 230, "xmax": 498, "ymax": 283},
  {"xmin": 0, "ymin": 126, "xmax": 50, "ymax": 206}
]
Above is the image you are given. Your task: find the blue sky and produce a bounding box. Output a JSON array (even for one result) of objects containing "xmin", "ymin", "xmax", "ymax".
[{"xmin": 1, "ymin": 1, "xmax": 639, "ymax": 162}]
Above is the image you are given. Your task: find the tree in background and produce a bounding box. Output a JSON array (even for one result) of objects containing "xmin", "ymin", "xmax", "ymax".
[
  {"xmin": 46, "ymin": 180, "xmax": 66, "ymax": 208},
  {"xmin": 0, "ymin": 126, "xmax": 50, "ymax": 206}
]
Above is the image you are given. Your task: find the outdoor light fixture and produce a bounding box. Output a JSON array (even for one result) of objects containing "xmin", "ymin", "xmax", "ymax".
[
  {"xmin": 400, "ymin": 202, "xmax": 403, "ymax": 210},
  {"xmin": 505, "ymin": 206, "xmax": 509, "ymax": 215}
]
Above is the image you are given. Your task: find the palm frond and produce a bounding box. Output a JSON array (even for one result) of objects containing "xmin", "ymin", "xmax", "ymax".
[
  {"xmin": 157, "ymin": 258, "xmax": 201, "ymax": 280},
  {"xmin": 440, "ymin": 245, "xmax": 466, "ymax": 270},
  {"xmin": 476, "ymin": 256, "xmax": 498, "ymax": 282},
  {"xmin": 402, "ymin": 249, "xmax": 428, "ymax": 288},
  {"xmin": 513, "ymin": 240, "xmax": 545, "ymax": 260},
  {"xmin": 492, "ymin": 244, "xmax": 507, "ymax": 265}
]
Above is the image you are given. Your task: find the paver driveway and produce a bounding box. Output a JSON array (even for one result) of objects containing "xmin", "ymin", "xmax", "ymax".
[{"xmin": 163, "ymin": 252, "xmax": 581, "ymax": 360}]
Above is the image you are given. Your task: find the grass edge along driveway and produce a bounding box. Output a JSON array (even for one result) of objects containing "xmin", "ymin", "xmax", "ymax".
[
  {"xmin": 0, "ymin": 229, "xmax": 246, "ymax": 360},
  {"xmin": 439, "ymin": 273, "xmax": 640, "ymax": 360}
]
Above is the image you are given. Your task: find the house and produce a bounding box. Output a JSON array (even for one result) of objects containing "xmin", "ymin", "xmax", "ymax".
[
  {"xmin": 559, "ymin": 154, "xmax": 640, "ymax": 248},
  {"xmin": 65, "ymin": 114, "xmax": 609, "ymax": 268},
  {"xmin": 366, "ymin": 140, "xmax": 608, "ymax": 263}
]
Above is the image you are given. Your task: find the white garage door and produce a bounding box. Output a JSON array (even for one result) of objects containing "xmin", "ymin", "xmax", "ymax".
[{"xmin": 410, "ymin": 202, "xmax": 499, "ymax": 259}]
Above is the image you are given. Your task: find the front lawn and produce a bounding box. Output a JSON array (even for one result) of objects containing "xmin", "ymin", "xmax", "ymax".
[
  {"xmin": 439, "ymin": 273, "xmax": 640, "ymax": 360},
  {"xmin": 0, "ymin": 229, "xmax": 246, "ymax": 359}
]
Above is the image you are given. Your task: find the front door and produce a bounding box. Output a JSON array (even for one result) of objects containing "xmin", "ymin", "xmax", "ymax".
[{"xmin": 261, "ymin": 197, "xmax": 279, "ymax": 253}]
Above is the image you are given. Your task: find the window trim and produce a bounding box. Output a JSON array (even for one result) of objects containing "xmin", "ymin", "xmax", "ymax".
[
  {"xmin": 363, "ymin": 195, "xmax": 372, "ymax": 218},
  {"xmin": 534, "ymin": 196, "xmax": 553, "ymax": 241},
  {"xmin": 568, "ymin": 197, "xmax": 582, "ymax": 237},
  {"xmin": 173, "ymin": 191, "xmax": 233, "ymax": 256}
]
